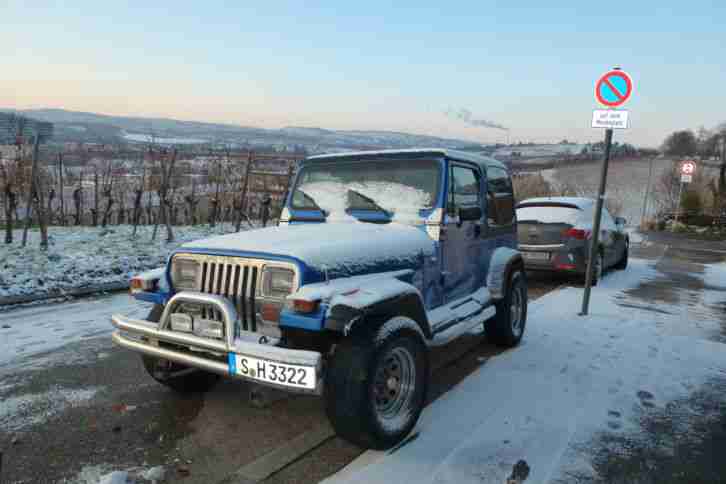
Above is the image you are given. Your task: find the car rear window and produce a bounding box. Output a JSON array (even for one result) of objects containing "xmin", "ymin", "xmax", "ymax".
[{"xmin": 516, "ymin": 204, "xmax": 582, "ymax": 224}]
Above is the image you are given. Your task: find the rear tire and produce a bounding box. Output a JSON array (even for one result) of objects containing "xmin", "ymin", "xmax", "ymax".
[
  {"xmin": 140, "ymin": 304, "xmax": 220, "ymax": 394},
  {"xmin": 486, "ymin": 269, "xmax": 527, "ymax": 348},
  {"xmin": 325, "ymin": 317, "xmax": 428, "ymax": 450},
  {"xmin": 614, "ymin": 243, "xmax": 629, "ymax": 270}
]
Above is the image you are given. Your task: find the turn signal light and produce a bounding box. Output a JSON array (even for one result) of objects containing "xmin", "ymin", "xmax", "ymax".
[
  {"xmin": 286, "ymin": 299, "xmax": 320, "ymax": 314},
  {"xmin": 129, "ymin": 277, "xmax": 157, "ymax": 294},
  {"xmin": 563, "ymin": 228, "xmax": 591, "ymax": 240}
]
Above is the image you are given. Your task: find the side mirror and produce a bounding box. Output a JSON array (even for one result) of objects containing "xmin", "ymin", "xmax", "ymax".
[
  {"xmin": 615, "ymin": 217, "xmax": 626, "ymax": 226},
  {"xmin": 458, "ymin": 206, "xmax": 482, "ymax": 222}
]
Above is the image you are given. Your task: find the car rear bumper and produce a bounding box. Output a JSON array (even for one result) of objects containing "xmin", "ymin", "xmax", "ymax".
[
  {"xmin": 111, "ymin": 291, "xmax": 324, "ymax": 395},
  {"xmin": 519, "ymin": 245, "xmax": 588, "ymax": 274}
]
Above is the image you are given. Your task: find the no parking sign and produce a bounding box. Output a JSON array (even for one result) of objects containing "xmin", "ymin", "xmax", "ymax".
[{"xmin": 595, "ymin": 70, "xmax": 633, "ymax": 107}]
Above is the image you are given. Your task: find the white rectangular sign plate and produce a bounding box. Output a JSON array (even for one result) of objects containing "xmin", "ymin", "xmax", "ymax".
[
  {"xmin": 591, "ymin": 109, "xmax": 629, "ymax": 129},
  {"xmin": 681, "ymin": 174, "xmax": 692, "ymax": 183}
]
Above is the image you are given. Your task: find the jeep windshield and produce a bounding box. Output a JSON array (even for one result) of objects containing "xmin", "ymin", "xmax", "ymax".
[{"xmin": 291, "ymin": 158, "xmax": 441, "ymax": 222}]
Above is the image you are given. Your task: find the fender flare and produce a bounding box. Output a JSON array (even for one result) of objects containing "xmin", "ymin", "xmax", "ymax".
[
  {"xmin": 486, "ymin": 247, "xmax": 524, "ymax": 300},
  {"xmin": 325, "ymin": 280, "xmax": 432, "ymax": 339}
]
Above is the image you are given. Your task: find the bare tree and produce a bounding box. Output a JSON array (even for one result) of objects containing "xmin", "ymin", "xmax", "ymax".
[
  {"xmin": 184, "ymin": 177, "xmax": 199, "ymax": 225},
  {"xmin": 131, "ymin": 162, "xmax": 146, "ymax": 236},
  {"xmin": 1, "ymin": 156, "xmax": 16, "ymax": 244},
  {"xmin": 653, "ymin": 162, "xmax": 681, "ymax": 214},
  {"xmin": 207, "ymin": 151, "xmax": 224, "ymax": 228},
  {"xmin": 57, "ymin": 153, "xmax": 65, "ymax": 226},
  {"xmin": 72, "ymin": 176, "xmax": 83, "ymax": 226},
  {"xmin": 234, "ymin": 151, "xmax": 253, "ymax": 232},
  {"xmin": 158, "ymin": 148, "xmax": 177, "ymax": 242},
  {"xmin": 91, "ymin": 166, "xmax": 99, "ymax": 226},
  {"xmin": 100, "ymin": 177, "xmax": 115, "ymax": 228},
  {"xmin": 150, "ymin": 147, "xmax": 177, "ymax": 242},
  {"xmin": 21, "ymin": 135, "xmax": 50, "ymax": 248}
]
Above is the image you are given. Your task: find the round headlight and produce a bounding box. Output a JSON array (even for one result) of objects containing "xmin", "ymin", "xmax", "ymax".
[
  {"xmin": 171, "ymin": 258, "xmax": 199, "ymax": 290},
  {"xmin": 263, "ymin": 267, "xmax": 295, "ymax": 299}
]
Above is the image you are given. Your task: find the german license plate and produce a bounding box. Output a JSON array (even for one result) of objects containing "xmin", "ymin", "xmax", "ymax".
[
  {"xmin": 523, "ymin": 251, "xmax": 549, "ymax": 261},
  {"xmin": 230, "ymin": 354, "xmax": 316, "ymax": 390}
]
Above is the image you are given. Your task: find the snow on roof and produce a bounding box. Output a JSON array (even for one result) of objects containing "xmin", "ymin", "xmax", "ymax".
[
  {"xmin": 516, "ymin": 196, "xmax": 594, "ymax": 209},
  {"xmin": 306, "ymin": 149, "xmax": 507, "ymax": 170}
]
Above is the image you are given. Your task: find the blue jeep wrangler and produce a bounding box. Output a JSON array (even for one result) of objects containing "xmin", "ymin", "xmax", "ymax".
[{"xmin": 111, "ymin": 149, "xmax": 526, "ymax": 449}]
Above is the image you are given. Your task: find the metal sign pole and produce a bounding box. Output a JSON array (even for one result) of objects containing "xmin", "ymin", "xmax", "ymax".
[
  {"xmin": 580, "ymin": 127, "xmax": 613, "ymax": 316},
  {"xmin": 673, "ymin": 180, "xmax": 684, "ymax": 230}
]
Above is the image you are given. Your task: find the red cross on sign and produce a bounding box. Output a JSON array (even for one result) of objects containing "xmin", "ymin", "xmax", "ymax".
[{"xmin": 681, "ymin": 161, "xmax": 696, "ymax": 175}]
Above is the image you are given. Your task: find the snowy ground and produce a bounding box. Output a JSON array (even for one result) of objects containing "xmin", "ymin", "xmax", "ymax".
[
  {"xmin": 0, "ymin": 224, "xmax": 244, "ymax": 299},
  {"xmin": 326, "ymin": 257, "xmax": 726, "ymax": 484},
  {"xmin": 0, "ymin": 292, "xmax": 150, "ymax": 369}
]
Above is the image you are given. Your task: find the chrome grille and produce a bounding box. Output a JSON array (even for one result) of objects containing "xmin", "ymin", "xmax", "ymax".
[
  {"xmin": 199, "ymin": 259, "xmax": 260, "ymax": 332},
  {"xmin": 171, "ymin": 254, "xmax": 298, "ymax": 337}
]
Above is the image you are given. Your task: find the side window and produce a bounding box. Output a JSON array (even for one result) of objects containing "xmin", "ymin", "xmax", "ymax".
[
  {"xmin": 486, "ymin": 166, "xmax": 515, "ymax": 226},
  {"xmin": 448, "ymin": 165, "xmax": 481, "ymax": 214}
]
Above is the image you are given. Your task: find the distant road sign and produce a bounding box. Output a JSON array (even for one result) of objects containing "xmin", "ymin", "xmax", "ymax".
[
  {"xmin": 681, "ymin": 161, "xmax": 696, "ymax": 175},
  {"xmin": 681, "ymin": 174, "xmax": 692, "ymax": 183},
  {"xmin": 595, "ymin": 70, "xmax": 633, "ymax": 108},
  {"xmin": 592, "ymin": 109, "xmax": 629, "ymax": 129}
]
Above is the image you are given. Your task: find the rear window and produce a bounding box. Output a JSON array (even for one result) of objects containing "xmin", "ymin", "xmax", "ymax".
[{"xmin": 516, "ymin": 204, "xmax": 582, "ymax": 224}]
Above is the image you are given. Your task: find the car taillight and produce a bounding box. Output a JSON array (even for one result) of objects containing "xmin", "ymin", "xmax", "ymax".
[{"xmin": 563, "ymin": 228, "xmax": 591, "ymax": 240}]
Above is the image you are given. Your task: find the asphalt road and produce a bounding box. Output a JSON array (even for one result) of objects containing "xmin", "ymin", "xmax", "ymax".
[{"xmin": 1, "ymin": 232, "xmax": 724, "ymax": 484}]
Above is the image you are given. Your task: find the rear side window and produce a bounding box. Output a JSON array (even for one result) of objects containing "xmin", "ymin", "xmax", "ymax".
[
  {"xmin": 516, "ymin": 204, "xmax": 582, "ymax": 224},
  {"xmin": 486, "ymin": 166, "xmax": 515, "ymax": 226}
]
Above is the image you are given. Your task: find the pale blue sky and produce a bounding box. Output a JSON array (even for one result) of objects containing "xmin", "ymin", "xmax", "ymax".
[{"xmin": 3, "ymin": 1, "xmax": 725, "ymax": 146}]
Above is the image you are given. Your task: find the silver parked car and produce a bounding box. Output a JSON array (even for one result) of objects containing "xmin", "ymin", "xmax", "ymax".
[{"xmin": 515, "ymin": 197, "xmax": 629, "ymax": 284}]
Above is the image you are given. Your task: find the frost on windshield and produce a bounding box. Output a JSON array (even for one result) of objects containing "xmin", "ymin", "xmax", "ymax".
[
  {"xmin": 298, "ymin": 181, "xmax": 433, "ymax": 221},
  {"xmin": 291, "ymin": 158, "xmax": 441, "ymax": 222}
]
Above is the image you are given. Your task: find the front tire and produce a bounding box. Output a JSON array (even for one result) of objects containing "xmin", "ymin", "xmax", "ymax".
[
  {"xmin": 140, "ymin": 304, "xmax": 220, "ymax": 394},
  {"xmin": 325, "ymin": 317, "xmax": 428, "ymax": 450},
  {"xmin": 486, "ymin": 269, "xmax": 527, "ymax": 347}
]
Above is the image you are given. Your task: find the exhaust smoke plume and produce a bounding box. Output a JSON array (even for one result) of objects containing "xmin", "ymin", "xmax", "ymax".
[{"xmin": 445, "ymin": 107, "xmax": 508, "ymax": 131}]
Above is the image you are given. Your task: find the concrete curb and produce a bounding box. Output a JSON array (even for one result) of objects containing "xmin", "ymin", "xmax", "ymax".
[{"xmin": 0, "ymin": 281, "xmax": 129, "ymax": 307}]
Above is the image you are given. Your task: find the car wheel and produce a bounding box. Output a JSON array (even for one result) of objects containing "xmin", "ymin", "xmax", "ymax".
[
  {"xmin": 614, "ymin": 243, "xmax": 629, "ymax": 270},
  {"xmin": 486, "ymin": 269, "xmax": 528, "ymax": 347},
  {"xmin": 140, "ymin": 304, "xmax": 220, "ymax": 393},
  {"xmin": 325, "ymin": 316, "xmax": 428, "ymax": 450}
]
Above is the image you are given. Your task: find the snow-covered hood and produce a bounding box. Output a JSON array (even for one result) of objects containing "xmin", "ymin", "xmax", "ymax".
[{"xmin": 180, "ymin": 222, "xmax": 435, "ymax": 278}]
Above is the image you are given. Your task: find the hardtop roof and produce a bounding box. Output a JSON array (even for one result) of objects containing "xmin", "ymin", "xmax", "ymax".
[{"xmin": 304, "ymin": 148, "xmax": 507, "ymax": 171}]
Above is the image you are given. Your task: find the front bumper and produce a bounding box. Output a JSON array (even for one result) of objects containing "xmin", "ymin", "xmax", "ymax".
[{"xmin": 111, "ymin": 291, "xmax": 324, "ymax": 395}]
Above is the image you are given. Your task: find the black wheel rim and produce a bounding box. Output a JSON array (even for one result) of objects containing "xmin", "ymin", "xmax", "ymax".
[
  {"xmin": 373, "ymin": 345, "xmax": 417, "ymax": 425},
  {"xmin": 510, "ymin": 283, "xmax": 524, "ymax": 337}
]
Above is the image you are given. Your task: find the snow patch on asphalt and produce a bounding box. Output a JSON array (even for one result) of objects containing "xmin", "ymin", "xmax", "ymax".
[
  {"xmin": 0, "ymin": 224, "xmax": 242, "ymax": 299},
  {"xmin": 704, "ymin": 262, "xmax": 726, "ymax": 289},
  {"xmin": 0, "ymin": 292, "xmax": 151, "ymax": 368},
  {"xmin": 326, "ymin": 258, "xmax": 726, "ymax": 484},
  {"xmin": 0, "ymin": 386, "xmax": 99, "ymax": 432},
  {"xmin": 65, "ymin": 464, "xmax": 166, "ymax": 484}
]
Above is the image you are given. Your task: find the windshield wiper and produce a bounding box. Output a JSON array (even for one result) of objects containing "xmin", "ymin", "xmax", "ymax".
[
  {"xmin": 347, "ymin": 189, "xmax": 392, "ymax": 217},
  {"xmin": 299, "ymin": 190, "xmax": 328, "ymax": 216}
]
